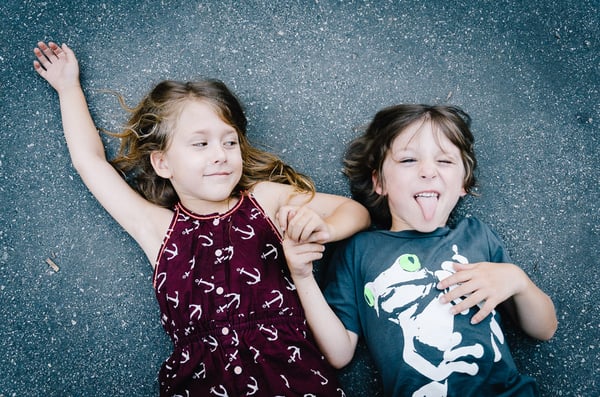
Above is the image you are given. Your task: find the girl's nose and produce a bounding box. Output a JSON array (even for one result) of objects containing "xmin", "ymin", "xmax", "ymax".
[{"xmin": 211, "ymin": 145, "xmax": 227, "ymax": 163}]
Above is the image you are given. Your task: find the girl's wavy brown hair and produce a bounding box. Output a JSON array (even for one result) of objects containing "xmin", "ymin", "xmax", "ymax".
[
  {"xmin": 109, "ymin": 80, "xmax": 314, "ymax": 208},
  {"xmin": 343, "ymin": 104, "xmax": 477, "ymax": 229}
]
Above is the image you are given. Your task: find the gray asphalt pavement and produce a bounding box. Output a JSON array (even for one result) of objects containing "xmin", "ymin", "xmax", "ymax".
[{"xmin": 1, "ymin": 1, "xmax": 598, "ymax": 396}]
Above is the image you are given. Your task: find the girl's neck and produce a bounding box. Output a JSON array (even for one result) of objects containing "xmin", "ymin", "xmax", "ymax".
[{"xmin": 180, "ymin": 195, "xmax": 240, "ymax": 216}]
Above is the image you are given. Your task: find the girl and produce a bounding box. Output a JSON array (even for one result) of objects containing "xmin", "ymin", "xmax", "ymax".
[
  {"xmin": 33, "ymin": 41, "xmax": 369, "ymax": 396},
  {"xmin": 284, "ymin": 104, "xmax": 557, "ymax": 396}
]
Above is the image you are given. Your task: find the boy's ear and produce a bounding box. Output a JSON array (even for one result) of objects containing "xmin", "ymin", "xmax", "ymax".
[
  {"xmin": 150, "ymin": 151, "xmax": 172, "ymax": 179},
  {"xmin": 372, "ymin": 170, "xmax": 384, "ymax": 195}
]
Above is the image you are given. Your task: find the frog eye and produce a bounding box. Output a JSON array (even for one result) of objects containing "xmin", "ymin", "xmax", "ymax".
[
  {"xmin": 364, "ymin": 287, "xmax": 375, "ymax": 307},
  {"xmin": 396, "ymin": 254, "xmax": 421, "ymax": 272}
]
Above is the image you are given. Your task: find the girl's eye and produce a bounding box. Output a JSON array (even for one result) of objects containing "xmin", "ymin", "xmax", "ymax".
[
  {"xmin": 438, "ymin": 159, "xmax": 454, "ymax": 164},
  {"xmin": 224, "ymin": 140, "xmax": 239, "ymax": 147},
  {"xmin": 399, "ymin": 158, "xmax": 416, "ymax": 164},
  {"xmin": 192, "ymin": 142, "xmax": 207, "ymax": 147}
]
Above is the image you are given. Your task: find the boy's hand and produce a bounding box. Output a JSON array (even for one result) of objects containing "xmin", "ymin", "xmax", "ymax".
[
  {"xmin": 282, "ymin": 237, "xmax": 324, "ymax": 280},
  {"xmin": 437, "ymin": 262, "xmax": 524, "ymax": 324},
  {"xmin": 277, "ymin": 205, "xmax": 331, "ymax": 243},
  {"xmin": 33, "ymin": 41, "xmax": 80, "ymax": 92}
]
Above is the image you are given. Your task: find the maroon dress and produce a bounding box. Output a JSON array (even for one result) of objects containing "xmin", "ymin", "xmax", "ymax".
[{"xmin": 153, "ymin": 193, "xmax": 345, "ymax": 396}]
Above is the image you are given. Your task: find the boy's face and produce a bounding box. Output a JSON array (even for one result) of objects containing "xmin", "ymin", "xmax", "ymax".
[{"xmin": 373, "ymin": 120, "xmax": 466, "ymax": 232}]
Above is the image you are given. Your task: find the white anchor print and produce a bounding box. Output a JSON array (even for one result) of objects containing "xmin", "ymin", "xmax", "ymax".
[
  {"xmin": 288, "ymin": 345, "xmax": 301, "ymax": 363},
  {"xmin": 203, "ymin": 335, "xmax": 219, "ymax": 352},
  {"xmin": 189, "ymin": 304, "xmax": 202, "ymax": 321},
  {"xmin": 236, "ymin": 267, "xmax": 261, "ymax": 285},
  {"xmin": 261, "ymin": 243, "xmax": 278, "ymax": 260},
  {"xmin": 217, "ymin": 293, "xmax": 241, "ymax": 313},
  {"xmin": 247, "ymin": 376, "xmax": 259, "ymax": 396},
  {"xmin": 227, "ymin": 349, "xmax": 239, "ymax": 362},
  {"xmin": 214, "ymin": 246, "xmax": 234, "ymax": 264},
  {"xmin": 198, "ymin": 232, "xmax": 214, "ymax": 247},
  {"xmin": 156, "ymin": 272, "xmax": 167, "ymax": 293},
  {"xmin": 209, "ymin": 385, "xmax": 228, "ymax": 397},
  {"xmin": 195, "ymin": 278, "xmax": 215, "ymax": 293},
  {"xmin": 263, "ymin": 289, "xmax": 284, "ymax": 309},
  {"xmin": 180, "ymin": 349, "xmax": 190, "ymax": 364},
  {"xmin": 311, "ymin": 369, "xmax": 329, "ymax": 385},
  {"xmin": 283, "ymin": 275, "xmax": 296, "ymax": 291},
  {"xmin": 231, "ymin": 329, "xmax": 239, "ymax": 346},
  {"xmin": 189, "ymin": 256, "xmax": 195, "ymax": 270},
  {"xmin": 280, "ymin": 374, "xmax": 290, "ymax": 388},
  {"xmin": 182, "ymin": 226, "xmax": 195, "ymax": 235},
  {"xmin": 250, "ymin": 207, "xmax": 261, "ymax": 220},
  {"xmin": 249, "ymin": 346, "xmax": 260, "ymax": 363},
  {"xmin": 166, "ymin": 291, "xmax": 179, "ymax": 308},
  {"xmin": 193, "ymin": 362, "xmax": 206, "ymax": 379},
  {"xmin": 173, "ymin": 391, "xmax": 190, "ymax": 397},
  {"xmin": 164, "ymin": 243, "xmax": 179, "ymax": 260},
  {"xmin": 177, "ymin": 212, "xmax": 190, "ymax": 222},
  {"xmin": 232, "ymin": 224, "xmax": 255, "ymax": 240},
  {"xmin": 257, "ymin": 324, "xmax": 279, "ymax": 341}
]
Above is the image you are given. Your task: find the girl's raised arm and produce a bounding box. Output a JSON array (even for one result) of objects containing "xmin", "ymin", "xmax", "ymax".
[{"xmin": 33, "ymin": 42, "xmax": 171, "ymax": 263}]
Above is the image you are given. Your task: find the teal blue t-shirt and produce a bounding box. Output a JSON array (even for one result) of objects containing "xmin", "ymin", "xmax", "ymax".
[{"xmin": 324, "ymin": 217, "xmax": 539, "ymax": 397}]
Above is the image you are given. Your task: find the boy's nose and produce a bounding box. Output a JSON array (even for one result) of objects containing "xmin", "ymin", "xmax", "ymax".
[{"xmin": 419, "ymin": 161, "xmax": 437, "ymax": 179}]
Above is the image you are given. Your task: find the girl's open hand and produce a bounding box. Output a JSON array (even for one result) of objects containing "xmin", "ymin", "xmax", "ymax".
[
  {"xmin": 277, "ymin": 205, "xmax": 331, "ymax": 243},
  {"xmin": 33, "ymin": 41, "xmax": 80, "ymax": 92},
  {"xmin": 437, "ymin": 262, "xmax": 524, "ymax": 324}
]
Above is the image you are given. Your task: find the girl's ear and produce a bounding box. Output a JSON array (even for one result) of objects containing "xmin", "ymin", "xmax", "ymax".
[
  {"xmin": 372, "ymin": 170, "xmax": 384, "ymax": 195},
  {"xmin": 150, "ymin": 151, "xmax": 172, "ymax": 179}
]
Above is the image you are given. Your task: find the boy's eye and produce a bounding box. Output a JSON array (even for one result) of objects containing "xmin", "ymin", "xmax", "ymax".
[
  {"xmin": 224, "ymin": 140, "xmax": 239, "ymax": 147},
  {"xmin": 399, "ymin": 158, "xmax": 416, "ymax": 164},
  {"xmin": 192, "ymin": 142, "xmax": 207, "ymax": 147},
  {"xmin": 438, "ymin": 158, "xmax": 456, "ymax": 165}
]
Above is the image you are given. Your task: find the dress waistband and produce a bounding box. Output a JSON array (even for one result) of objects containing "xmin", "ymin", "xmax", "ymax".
[{"xmin": 172, "ymin": 310, "xmax": 307, "ymax": 348}]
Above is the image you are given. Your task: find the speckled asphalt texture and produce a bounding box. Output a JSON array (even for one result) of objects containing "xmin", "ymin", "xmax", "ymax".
[{"xmin": 1, "ymin": 1, "xmax": 598, "ymax": 396}]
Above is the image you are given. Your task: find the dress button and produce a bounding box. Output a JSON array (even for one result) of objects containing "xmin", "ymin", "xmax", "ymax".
[
  {"xmin": 216, "ymin": 287, "xmax": 224, "ymax": 295},
  {"xmin": 234, "ymin": 366, "xmax": 242, "ymax": 375},
  {"xmin": 222, "ymin": 327, "xmax": 229, "ymax": 335}
]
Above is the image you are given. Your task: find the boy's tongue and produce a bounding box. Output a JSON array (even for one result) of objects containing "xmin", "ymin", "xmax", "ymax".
[{"xmin": 415, "ymin": 195, "xmax": 438, "ymax": 221}]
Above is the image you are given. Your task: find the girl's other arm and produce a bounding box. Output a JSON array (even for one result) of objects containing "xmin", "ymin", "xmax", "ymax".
[
  {"xmin": 282, "ymin": 238, "xmax": 359, "ymax": 368},
  {"xmin": 437, "ymin": 262, "xmax": 557, "ymax": 340},
  {"xmin": 33, "ymin": 42, "xmax": 170, "ymax": 262}
]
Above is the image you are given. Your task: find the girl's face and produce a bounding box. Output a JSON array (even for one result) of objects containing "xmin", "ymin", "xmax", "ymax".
[
  {"xmin": 373, "ymin": 120, "xmax": 466, "ymax": 232},
  {"xmin": 151, "ymin": 100, "xmax": 243, "ymax": 214}
]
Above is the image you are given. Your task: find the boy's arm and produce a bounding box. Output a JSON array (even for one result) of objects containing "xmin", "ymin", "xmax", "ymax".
[
  {"xmin": 33, "ymin": 42, "xmax": 170, "ymax": 263},
  {"xmin": 437, "ymin": 262, "xmax": 557, "ymax": 340},
  {"xmin": 283, "ymin": 238, "xmax": 359, "ymax": 368}
]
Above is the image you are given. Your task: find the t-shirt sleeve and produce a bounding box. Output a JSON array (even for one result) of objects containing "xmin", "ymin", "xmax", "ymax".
[
  {"xmin": 483, "ymin": 221, "xmax": 513, "ymax": 263},
  {"xmin": 323, "ymin": 239, "xmax": 363, "ymax": 336}
]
